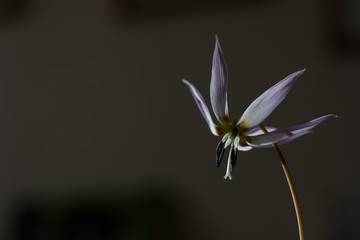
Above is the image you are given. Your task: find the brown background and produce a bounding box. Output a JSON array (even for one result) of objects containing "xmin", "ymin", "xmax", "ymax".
[{"xmin": 0, "ymin": 0, "xmax": 358, "ymax": 239}]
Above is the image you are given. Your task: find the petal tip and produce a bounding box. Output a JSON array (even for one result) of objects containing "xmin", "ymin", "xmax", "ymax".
[
  {"xmin": 182, "ymin": 79, "xmax": 190, "ymax": 86},
  {"xmin": 214, "ymin": 35, "xmax": 223, "ymax": 53},
  {"xmin": 295, "ymin": 68, "xmax": 306, "ymax": 77},
  {"xmin": 214, "ymin": 38, "xmax": 220, "ymax": 50},
  {"xmin": 325, "ymin": 113, "xmax": 338, "ymax": 119}
]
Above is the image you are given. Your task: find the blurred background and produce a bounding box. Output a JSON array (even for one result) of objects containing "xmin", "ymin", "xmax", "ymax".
[{"xmin": 0, "ymin": 0, "xmax": 358, "ymax": 239}]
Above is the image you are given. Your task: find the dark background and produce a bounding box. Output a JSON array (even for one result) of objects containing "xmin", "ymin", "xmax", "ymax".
[{"xmin": 0, "ymin": 0, "xmax": 358, "ymax": 239}]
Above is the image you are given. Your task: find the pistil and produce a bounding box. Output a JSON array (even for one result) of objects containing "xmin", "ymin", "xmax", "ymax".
[{"xmin": 224, "ymin": 145, "xmax": 234, "ymax": 180}]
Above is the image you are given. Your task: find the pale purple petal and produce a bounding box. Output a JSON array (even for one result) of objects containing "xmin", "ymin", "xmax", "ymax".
[
  {"xmin": 272, "ymin": 132, "xmax": 310, "ymax": 146},
  {"xmin": 247, "ymin": 114, "xmax": 337, "ymax": 147},
  {"xmin": 210, "ymin": 35, "xmax": 230, "ymax": 124},
  {"xmin": 237, "ymin": 69, "xmax": 305, "ymax": 129},
  {"xmin": 274, "ymin": 114, "xmax": 337, "ymax": 134},
  {"xmin": 255, "ymin": 132, "xmax": 310, "ymax": 148},
  {"xmin": 246, "ymin": 126, "xmax": 277, "ymax": 136},
  {"xmin": 182, "ymin": 79, "xmax": 222, "ymax": 136},
  {"xmin": 246, "ymin": 131, "xmax": 292, "ymax": 147}
]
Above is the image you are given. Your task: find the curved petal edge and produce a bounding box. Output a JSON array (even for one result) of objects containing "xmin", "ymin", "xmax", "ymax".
[
  {"xmin": 247, "ymin": 114, "xmax": 337, "ymax": 147},
  {"xmin": 237, "ymin": 69, "xmax": 305, "ymax": 129},
  {"xmin": 210, "ymin": 35, "xmax": 230, "ymax": 125},
  {"xmin": 183, "ymin": 79, "xmax": 224, "ymax": 136}
]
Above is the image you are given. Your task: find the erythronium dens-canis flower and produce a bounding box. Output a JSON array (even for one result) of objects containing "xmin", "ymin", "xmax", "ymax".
[{"xmin": 182, "ymin": 36, "xmax": 337, "ymax": 180}]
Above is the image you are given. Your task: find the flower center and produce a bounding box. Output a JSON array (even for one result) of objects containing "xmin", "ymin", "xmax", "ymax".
[{"xmin": 230, "ymin": 127, "xmax": 239, "ymax": 139}]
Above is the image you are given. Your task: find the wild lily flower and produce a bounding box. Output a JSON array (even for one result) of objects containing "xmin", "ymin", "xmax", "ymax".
[{"xmin": 182, "ymin": 36, "xmax": 337, "ymax": 180}]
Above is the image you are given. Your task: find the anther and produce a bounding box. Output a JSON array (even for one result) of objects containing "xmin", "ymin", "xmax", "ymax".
[
  {"xmin": 230, "ymin": 145, "xmax": 238, "ymax": 172},
  {"xmin": 216, "ymin": 140, "xmax": 225, "ymax": 167}
]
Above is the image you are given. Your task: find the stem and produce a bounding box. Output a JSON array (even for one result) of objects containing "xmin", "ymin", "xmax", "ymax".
[{"xmin": 258, "ymin": 124, "xmax": 305, "ymax": 240}]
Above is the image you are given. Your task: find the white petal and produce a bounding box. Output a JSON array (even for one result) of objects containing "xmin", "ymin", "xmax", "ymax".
[
  {"xmin": 236, "ymin": 145, "xmax": 253, "ymax": 151},
  {"xmin": 234, "ymin": 136, "xmax": 252, "ymax": 151}
]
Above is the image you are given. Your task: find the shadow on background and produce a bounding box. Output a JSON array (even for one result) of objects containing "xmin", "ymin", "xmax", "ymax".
[
  {"xmin": 112, "ymin": 0, "xmax": 270, "ymax": 22},
  {"xmin": 323, "ymin": 0, "xmax": 360, "ymax": 55},
  {"xmin": 0, "ymin": 0, "xmax": 29, "ymax": 25},
  {"xmin": 10, "ymin": 186, "xmax": 210, "ymax": 240},
  {"xmin": 328, "ymin": 193, "xmax": 360, "ymax": 240}
]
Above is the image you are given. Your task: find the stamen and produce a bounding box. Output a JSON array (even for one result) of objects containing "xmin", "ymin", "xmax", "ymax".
[
  {"xmin": 221, "ymin": 132, "xmax": 230, "ymax": 142},
  {"xmin": 230, "ymin": 145, "xmax": 238, "ymax": 172},
  {"xmin": 234, "ymin": 136, "xmax": 240, "ymax": 147},
  {"xmin": 216, "ymin": 140, "xmax": 222, "ymax": 155},
  {"xmin": 216, "ymin": 140, "xmax": 225, "ymax": 167},
  {"xmin": 224, "ymin": 138, "xmax": 232, "ymax": 149}
]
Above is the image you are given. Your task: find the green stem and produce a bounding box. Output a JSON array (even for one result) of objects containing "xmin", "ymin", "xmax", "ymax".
[{"xmin": 258, "ymin": 124, "xmax": 305, "ymax": 240}]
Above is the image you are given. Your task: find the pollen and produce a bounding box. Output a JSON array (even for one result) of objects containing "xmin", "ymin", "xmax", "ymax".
[{"xmin": 236, "ymin": 121, "xmax": 249, "ymax": 130}]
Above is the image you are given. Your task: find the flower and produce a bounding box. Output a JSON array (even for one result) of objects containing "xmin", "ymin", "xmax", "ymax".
[{"xmin": 182, "ymin": 35, "xmax": 337, "ymax": 180}]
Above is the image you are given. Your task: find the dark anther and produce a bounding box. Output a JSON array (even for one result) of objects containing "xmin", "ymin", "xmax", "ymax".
[
  {"xmin": 232, "ymin": 148, "xmax": 238, "ymax": 166},
  {"xmin": 230, "ymin": 145, "xmax": 238, "ymax": 172},
  {"xmin": 216, "ymin": 140, "xmax": 223, "ymax": 156},
  {"xmin": 216, "ymin": 140, "xmax": 225, "ymax": 167}
]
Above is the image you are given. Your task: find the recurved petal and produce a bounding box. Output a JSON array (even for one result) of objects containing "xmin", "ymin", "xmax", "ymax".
[
  {"xmin": 246, "ymin": 126, "xmax": 276, "ymax": 136},
  {"xmin": 247, "ymin": 114, "xmax": 337, "ymax": 147},
  {"xmin": 246, "ymin": 131, "xmax": 292, "ymax": 147},
  {"xmin": 272, "ymin": 131, "xmax": 310, "ymax": 146},
  {"xmin": 237, "ymin": 69, "xmax": 305, "ymax": 130},
  {"xmin": 182, "ymin": 79, "xmax": 223, "ymax": 136},
  {"xmin": 236, "ymin": 145, "xmax": 253, "ymax": 151},
  {"xmin": 273, "ymin": 114, "xmax": 337, "ymax": 134},
  {"xmin": 253, "ymin": 132, "xmax": 311, "ymax": 148},
  {"xmin": 210, "ymin": 35, "xmax": 230, "ymax": 125}
]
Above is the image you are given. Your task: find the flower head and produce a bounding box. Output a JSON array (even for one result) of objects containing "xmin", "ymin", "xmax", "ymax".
[{"xmin": 182, "ymin": 35, "xmax": 337, "ymax": 180}]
